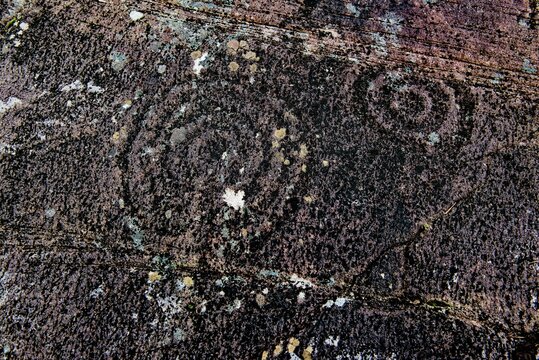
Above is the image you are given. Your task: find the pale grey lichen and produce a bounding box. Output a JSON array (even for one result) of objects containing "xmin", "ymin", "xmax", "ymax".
[
  {"xmin": 108, "ymin": 51, "xmax": 128, "ymax": 72},
  {"xmin": 428, "ymin": 132, "xmax": 440, "ymax": 146},
  {"xmin": 125, "ymin": 217, "xmax": 144, "ymax": 250},
  {"xmin": 170, "ymin": 127, "xmax": 187, "ymax": 146},
  {"xmin": 44, "ymin": 208, "xmax": 56, "ymax": 218},
  {"xmin": 522, "ymin": 59, "xmax": 537, "ymax": 74},
  {"xmin": 0, "ymin": 97, "xmax": 22, "ymax": 115}
]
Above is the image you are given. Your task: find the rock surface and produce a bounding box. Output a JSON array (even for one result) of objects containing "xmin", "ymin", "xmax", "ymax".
[{"xmin": 0, "ymin": 0, "xmax": 538, "ymax": 358}]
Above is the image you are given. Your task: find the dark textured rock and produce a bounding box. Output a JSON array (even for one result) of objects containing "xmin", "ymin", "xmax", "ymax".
[{"xmin": 0, "ymin": 0, "xmax": 538, "ymax": 358}]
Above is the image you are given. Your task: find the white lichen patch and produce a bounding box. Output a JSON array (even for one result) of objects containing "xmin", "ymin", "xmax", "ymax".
[
  {"xmin": 157, "ymin": 64, "xmax": 167, "ymax": 74},
  {"xmin": 89, "ymin": 285, "xmax": 105, "ymax": 299},
  {"xmin": 322, "ymin": 297, "xmax": 351, "ymax": 308},
  {"xmin": 44, "ymin": 208, "xmax": 56, "ymax": 218},
  {"xmin": 60, "ymin": 80, "xmax": 84, "ymax": 92},
  {"xmin": 156, "ymin": 295, "xmax": 182, "ymax": 316},
  {"xmin": 0, "ymin": 97, "xmax": 22, "ymax": 115},
  {"xmin": 222, "ymin": 188, "xmax": 245, "ymax": 211},
  {"xmin": 290, "ymin": 274, "xmax": 314, "ymax": 288},
  {"xmin": 173, "ymin": 328, "xmax": 185, "ymax": 343},
  {"xmin": 226, "ymin": 298, "xmax": 242, "ymax": 312},
  {"xmin": 19, "ymin": 22, "xmax": 29, "ymax": 31},
  {"xmin": 346, "ymin": 3, "xmax": 360, "ymax": 15},
  {"xmin": 0, "ymin": 143, "xmax": 17, "ymax": 155},
  {"xmin": 129, "ymin": 10, "xmax": 144, "ymax": 21},
  {"xmin": 324, "ymin": 336, "xmax": 340, "ymax": 347},
  {"xmin": 192, "ymin": 51, "xmax": 208, "ymax": 75},
  {"xmin": 87, "ymin": 81, "xmax": 105, "ymax": 94}
]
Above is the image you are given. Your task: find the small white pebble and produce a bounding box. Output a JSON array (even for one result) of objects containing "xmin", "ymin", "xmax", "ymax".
[
  {"xmin": 129, "ymin": 10, "xmax": 144, "ymax": 21},
  {"xmin": 19, "ymin": 22, "xmax": 29, "ymax": 31},
  {"xmin": 45, "ymin": 208, "xmax": 56, "ymax": 218}
]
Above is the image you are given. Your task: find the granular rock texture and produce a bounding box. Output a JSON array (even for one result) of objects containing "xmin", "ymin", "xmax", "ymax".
[{"xmin": 0, "ymin": 0, "xmax": 538, "ymax": 359}]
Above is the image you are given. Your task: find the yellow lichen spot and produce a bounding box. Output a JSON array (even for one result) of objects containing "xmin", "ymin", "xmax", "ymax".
[
  {"xmin": 274, "ymin": 128, "xmax": 287, "ymax": 140},
  {"xmin": 274, "ymin": 151, "xmax": 285, "ymax": 163},
  {"xmin": 283, "ymin": 159, "xmax": 290, "ymax": 166},
  {"xmin": 243, "ymin": 51, "xmax": 257, "ymax": 61},
  {"xmin": 249, "ymin": 64, "xmax": 258, "ymax": 73},
  {"xmin": 301, "ymin": 164, "xmax": 308, "ymax": 173},
  {"xmin": 148, "ymin": 271, "xmax": 161, "ymax": 283},
  {"xmin": 183, "ymin": 276, "xmax": 194, "ymax": 287},
  {"xmin": 112, "ymin": 131, "xmax": 120, "ymax": 142},
  {"xmin": 273, "ymin": 343, "xmax": 283, "ymax": 357},
  {"xmin": 303, "ymin": 346, "xmax": 314, "ymax": 360},
  {"xmin": 322, "ymin": 160, "xmax": 329, "ymax": 167},
  {"xmin": 228, "ymin": 61, "xmax": 240, "ymax": 72},
  {"xmin": 299, "ymin": 144, "xmax": 308, "ymax": 159},
  {"xmin": 227, "ymin": 39, "xmax": 240, "ymax": 51},
  {"xmin": 272, "ymin": 140, "xmax": 280, "ymax": 149},
  {"xmin": 261, "ymin": 351, "xmax": 269, "ymax": 360},
  {"xmin": 190, "ymin": 50, "xmax": 202, "ymax": 60},
  {"xmin": 287, "ymin": 337, "xmax": 300, "ymax": 353},
  {"xmin": 239, "ymin": 40, "xmax": 249, "ymax": 49},
  {"xmin": 241, "ymin": 228, "xmax": 248, "ymax": 238},
  {"xmin": 255, "ymin": 293, "xmax": 266, "ymax": 307},
  {"xmin": 122, "ymin": 99, "xmax": 133, "ymax": 109},
  {"xmin": 303, "ymin": 195, "xmax": 314, "ymax": 204}
]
